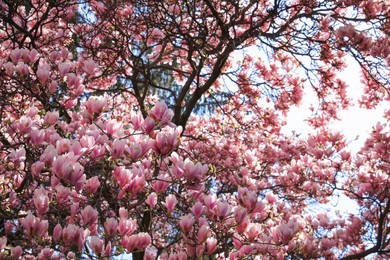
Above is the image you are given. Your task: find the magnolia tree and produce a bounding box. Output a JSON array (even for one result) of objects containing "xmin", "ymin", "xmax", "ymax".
[{"xmin": 0, "ymin": 0, "xmax": 389, "ymax": 259}]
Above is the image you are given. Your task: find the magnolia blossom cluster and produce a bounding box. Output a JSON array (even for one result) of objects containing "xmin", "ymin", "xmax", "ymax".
[{"xmin": 0, "ymin": 0, "xmax": 390, "ymax": 259}]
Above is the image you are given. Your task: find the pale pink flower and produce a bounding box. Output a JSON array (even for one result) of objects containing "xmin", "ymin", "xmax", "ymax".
[
  {"xmin": 118, "ymin": 218, "xmax": 137, "ymax": 236},
  {"xmin": 89, "ymin": 236, "xmax": 103, "ymax": 255},
  {"xmin": 119, "ymin": 207, "xmax": 129, "ymax": 219},
  {"xmin": 131, "ymin": 113, "xmax": 143, "ymax": 130},
  {"xmin": 164, "ymin": 194, "xmax": 177, "ymax": 212},
  {"xmin": 11, "ymin": 246, "xmax": 23, "ymax": 258},
  {"xmin": 179, "ymin": 214, "xmax": 194, "ymax": 234},
  {"xmin": 4, "ymin": 61, "xmax": 14, "ymax": 75},
  {"xmin": 265, "ymin": 192, "xmax": 278, "ymax": 204},
  {"xmin": 86, "ymin": 96, "xmax": 106, "ymax": 115},
  {"xmin": 137, "ymin": 232, "xmax": 152, "ymax": 250},
  {"xmin": 203, "ymin": 194, "xmax": 217, "ymax": 210},
  {"xmin": 38, "ymin": 247, "xmax": 53, "ymax": 259},
  {"xmin": 16, "ymin": 62, "xmax": 29, "ymax": 77},
  {"xmin": 148, "ymin": 101, "xmax": 174, "ymax": 127},
  {"xmin": 82, "ymin": 58, "xmax": 98, "ymax": 75},
  {"xmin": 48, "ymin": 80, "xmax": 58, "ymax": 93},
  {"xmin": 206, "ymin": 237, "xmax": 218, "ymax": 254},
  {"xmin": 122, "ymin": 234, "xmax": 138, "ymax": 252},
  {"xmin": 44, "ymin": 111, "xmax": 59, "ymax": 125},
  {"xmin": 215, "ymin": 201, "xmax": 231, "ymax": 219},
  {"xmin": 127, "ymin": 142, "xmax": 143, "ymax": 161},
  {"xmin": 64, "ymin": 98, "xmax": 78, "ymax": 109},
  {"xmin": 196, "ymin": 244, "xmax": 205, "ymax": 257},
  {"xmin": 58, "ymin": 62, "xmax": 72, "ymax": 76},
  {"xmin": 33, "ymin": 187, "xmax": 49, "ymax": 215},
  {"xmin": 10, "ymin": 48, "xmax": 23, "ymax": 64},
  {"xmin": 56, "ymin": 139, "xmax": 72, "ymax": 154},
  {"xmin": 105, "ymin": 119, "xmax": 123, "ymax": 138},
  {"xmin": 22, "ymin": 211, "xmax": 38, "ymax": 236},
  {"xmin": 80, "ymin": 205, "xmax": 98, "ymax": 226},
  {"xmin": 52, "ymin": 224, "xmax": 62, "ymax": 242},
  {"xmin": 234, "ymin": 206, "xmax": 248, "ymax": 223},
  {"xmin": 36, "ymin": 66, "xmax": 50, "ymax": 85},
  {"xmin": 245, "ymin": 223, "xmax": 261, "ymax": 241},
  {"xmin": 9, "ymin": 147, "xmax": 26, "ymax": 163},
  {"xmin": 80, "ymin": 135, "xmax": 96, "ymax": 150},
  {"xmin": 85, "ymin": 176, "xmax": 100, "ymax": 194},
  {"xmin": 16, "ymin": 116, "xmax": 32, "ymax": 133},
  {"xmin": 30, "ymin": 129, "xmax": 45, "ymax": 145},
  {"xmin": 29, "ymin": 49, "xmax": 39, "ymax": 63},
  {"xmin": 108, "ymin": 139, "xmax": 126, "ymax": 158},
  {"xmin": 146, "ymin": 192, "xmax": 157, "ymax": 208},
  {"xmin": 197, "ymin": 224, "xmax": 209, "ymax": 243},
  {"xmin": 36, "ymin": 220, "xmax": 48, "ymax": 238},
  {"xmin": 192, "ymin": 202, "xmax": 204, "ymax": 218},
  {"xmin": 104, "ymin": 218, "xmax": 118, "ymax": 237},
  {"xmin": 142, "ymin": 117, "xmax": 155, "ymax": 134}
]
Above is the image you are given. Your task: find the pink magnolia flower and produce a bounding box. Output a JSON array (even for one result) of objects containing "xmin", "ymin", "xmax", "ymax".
[
  {"xmin": 192, "ymin": 202, "xmax": 204, "ymax": 218},
  {"xmin": 48, "ymin": 80, "xmax": 58, "ymax": 93},
  {"xmin": 36, "ymin": 220, "xmax": 48, "ymax": 239},
  {"xmin": 89, "ymin": 236, "xmax": 103, "ymax": 255},
  {"xmin": 4, "ymin": 61, "xmax": 14, "ymax": 75},
  {"xmin": 16, "ymin": 116, "xmax": 32, "ymax": 133},
  {"xmin": 118, "ymin": 218, "xmax": 137, "ymax": 236},
  {"xmin": 105, "ymin": 119, "xmax": 123, "ymax": 138},
  {"xmin": 265, "ymin": 192, "xmax": 278, "ymax": 204},
  {"xmin": 9, "ymin": 147, "xmax": 26, "ymax": 163},
  {"xmin": 33, "ymin": 187, "xmax": 49, "ymax": 215},
  {"xmin": 52, "ymin": 224, "xmax": 62, "ymax": 242},
  {"xmin": 104, "ymin": 218, "xmax": 118, "ymax": 237},
  {"xmin": 22, "ymin": 211, "xmax": 38, "ymax": 236},
  {"xmin": 146, "ymin": 192, "xmax": 158, "ymax": 208},
  {"xmin": 85, "ymin": 176, "xmax": 100, "ymax": 194},
  {"xmin": 137, "ymin": 232, "xmax": 152, "ymax": 250},
  {"xmin": 179, "ymin": 214, "xmax": 194, "ymax": 234},
  {"xmin": 131, "ymin": 113, "xmax": 143, "ymax": 130},
  {"xmin": 80, "ymin": 205, "xmax": 98, "ymax": 226},
  {"xmin": 16, "ymin": 62, "xmax": 30, "ymax": 77},
  {"xmin": 80, "ymin": 135, "xmax": 96, "ymax": 150},
  {"xmin": 148, "ymin": 101, "xmax": 174, "ymax": 127},
  {"xmin": 108, "ymin": 139, "xmax": 126, "ymax": 158},
  {"xmin": 206, "ymin": 237, "xmax": 218, "ymax": 254},
  {"xmin": 119, "ymin": 207, "xmax": 129, "ymax": 219},
  {"xmin": 196, "ymin": 244, "xmax": 205, "ymax": 257},
  {"xmin": 197, "ymin": 224, "xmax": 209, "ymax": 243},
  {"xmin": 62, "ymin": 224, "xmax": 78, "ymax": 246},
  {"xmin": 272, "ymin": 224, "xmax": 294, "ymax": 244},
  {"xmin": 215, "ymin": 201, "xmax": 231, "ymax": 219},
  {"xmin": 44, "ymin": 111, "xmax": 59, "ymax": 125},
  {"xmin": 56, "ymin": 139, "xmax": 72, "ymax": 154},
  {"xmin": 245, "ymin": 223, "xmax": 261, "ymax": 241},
  {"xmin": 38, "ymin": 247, "xmax": 54, "ymax": 259},
  {"xmin": 30, "ymin": 129, "xmax": 45, "ymax": 145},
  {"xmin": 122, "ymin": 234, "xmax": 138, "ymax": 252},
  {"xmin": 76, "ymin": 227, "xmax": 90, "ymax": 251},
  {"xmin": 82, "ymin": 58, "xmax": 98, "ymax": 75},
  {"xmin": 10, "ymin": 48, "xmax": 23, "ymax": 64},
  {"xmin": 164, "ymin": 194, "xmax": 177, "ymax": 213},
  {"xmin": 58, "ymin": 62, "xmax": 72, "ymax": 76},
  {"xmin": 234, "ymin": 206, "xmax": 248, "ymax": 223},
  {"xmin": 142, "ymin": 117, "xmax": 156, "ymax": 134},
  {"xmin": 85, "ymin": 96, "xmax": 106, "ymax": 115},
  {"xmin": 11, "ymin": 246, "xmax": 23, "ymax": 258},
  {"xmin": 36, "ymin": 66, "xmax": 50, "ymax": 85},
  {"xmin": 203, "ymin": 194, "xmax": 217, "ymax": 211}
]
